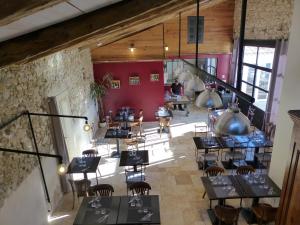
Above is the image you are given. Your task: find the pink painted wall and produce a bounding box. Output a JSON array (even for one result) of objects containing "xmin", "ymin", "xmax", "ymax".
[{"xmin": 93, "ymin": 61, "xmax": 164, "ymax": 121}]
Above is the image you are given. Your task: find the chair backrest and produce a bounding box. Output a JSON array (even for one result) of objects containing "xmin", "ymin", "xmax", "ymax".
[
  {"xmin": 215, "ymin": 205, "xmax": 239, "ymax": 224},
  {"xmin": 159, "ymin": 117, "xmax": 171, "ymax": 127},
  {"xmin": 206, "ymin": 166, "xmax": 225, "ymax": 177},
  {"xmin": 138, "ymin": 109, "xmax": 144, "ymax": 123},
  {"xmin": 82, "ymin": 149, "xmax": 98, "ymax": 157},
  {"xmin": 259, "ymin": 203, "xmax": 278, "ymax": 222},
  {"xmin": 90, "ymin": 184, "xmax": 114, "ymax": 197},
  {"xmin": 129, "ymin": 181, "xmax": 151, "ymax": 195},
  {"xmin": 236, "ymin": 165, "xmax": 255, "ymax": 175},
  {"xmin": 69, "ymin": 179, "xmax": 91, "ymax": 198},
  {"xmin": 195, "ymin": 123, "xmax": 208, "ymax": 137}
]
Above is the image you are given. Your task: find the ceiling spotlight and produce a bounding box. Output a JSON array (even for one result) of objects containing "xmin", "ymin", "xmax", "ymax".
[
  {"xmin": 129, "ymin": 44, "xmax": 136, "ymax": 52},
  {"xmin": 164, "ymin": 45, "xmax": 169, "ymax": 51},
  {"xmin": 97, "ymin": 42, "xmax": 102, "ymax": 47}
]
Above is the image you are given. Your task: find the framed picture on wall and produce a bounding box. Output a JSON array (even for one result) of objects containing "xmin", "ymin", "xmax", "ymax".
[
  {"xmin": 129, "ymin": 76, "xmax": 140, "ymax": 85},
  {"xmin": 111, "ymin": 80, "xmax": 120, "ymax": 89},
  {"xmin": 150, "ymin": 73, "xmax": 159, "ymax": 82}
]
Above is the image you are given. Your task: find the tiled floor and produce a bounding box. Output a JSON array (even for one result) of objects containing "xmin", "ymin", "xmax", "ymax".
[{"xmin": 48, "ymin": 107, "xmax": 265, "ymax": 225}]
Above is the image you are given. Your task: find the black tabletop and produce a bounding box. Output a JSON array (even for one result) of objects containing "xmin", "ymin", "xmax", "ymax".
[
  {"xmin": 105, "ymin": 129, "xmax": 130, "ymax": 139},
  {"xmin": 201, "ymin": 175, "xmax": 281, "ymax": 200},
  {"xmin": 73, "ymin": 196, "xmax": 120, "ymax": 225},
  {"xmin": 119, "ymin": 151, "xmax": 149, "ymax": 167},
  {"xmin": 67, "ymin": 157, "xmax": 101, "ymax": 174},
  {"xmin": 193, "ymin": 131, "xmax": 273, "ymax": 150},
  {"xmin": 193, "ymin": 137, "xmax": 222, "ymax": 150},
  {"xmin": 117, "ymin": 195, "xmax": 161, "ymax": 224},
  {"xmin": 235, "ymin": 174, "xmax": 281, "ymax": 198},
  {"xmin": 201, "ymin": 176, "xmax": 243, "ymax": 200}
]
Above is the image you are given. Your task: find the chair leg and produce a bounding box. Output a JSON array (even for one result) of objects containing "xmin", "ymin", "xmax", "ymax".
[{"xmin": 202, "ymin": 191, "xmax": 206, "ymax": 199}]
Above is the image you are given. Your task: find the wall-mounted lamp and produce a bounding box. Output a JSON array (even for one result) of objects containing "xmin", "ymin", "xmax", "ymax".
[
  {"xmin": 0, "ymin": 111, "xmax": 90, "ymax": 204},
  {"xmin": 164, "ymin": 45, "xmax": 169, "ymax": 51},
  {"xmin": 83, "ymin": 120, "xmax": 91, "ymax": 132},
  {"xmin": 129, "ymin": 43, "xmax": 136, "ymax": 52}
]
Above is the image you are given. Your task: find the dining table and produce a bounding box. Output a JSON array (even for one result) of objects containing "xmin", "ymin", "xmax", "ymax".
[
  {"xmin": 67, "ymin": 156, "xmax": 101, "ymax": 180},
  {"xmin": 119, "ymin": 150, "xmax": 149, "ymax": 172},
  {"xmin": 164, "ymin": 95, "xmax": 191, "ymax": 116},
  {"xmin": 104, "ymin": 128, "xmax": 131, "ymax": 158},
  {"xmin": 193, "ymin": 130, "xmax": 273, "ymax": 170},
  {"xmin": 73, "ymin": 195, "xmax": 161, "ymax": 225},
  {"xmin": 201, "ymin": 174, "xmax": 281, "ymax": 224}
]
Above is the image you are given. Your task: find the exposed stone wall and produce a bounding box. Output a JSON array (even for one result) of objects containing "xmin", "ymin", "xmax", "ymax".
[
  {"xmin": 0, "ymin": 48, "xmax": 94, "ymax": 209},
  {"xmin": 234, "ymin": 0, "xmax": 294, "ymax": 39}
]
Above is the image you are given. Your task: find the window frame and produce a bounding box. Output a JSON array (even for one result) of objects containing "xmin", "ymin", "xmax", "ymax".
[{"xmin": 240, "ymin": 40, "xmax": 276, "ymax": 109}]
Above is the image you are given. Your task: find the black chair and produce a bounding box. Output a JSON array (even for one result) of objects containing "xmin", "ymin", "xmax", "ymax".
[
  {"xmin": 82, "ymin": 149, "xmax": 101, "ymax": 182},
  {"xmin": 89, "ymin": 184, "xmax": 114, "ymax": 196},
  {"xmin": 68, "ymin": 179, "xmax": 91, "ymax": 209},
  {"xmin": 236, "ymin": 165, "xmax": 255, "ymax": 175},
  {"xmin": 214, "ymin": 205, "xmax": 240, "ymax": 225},
  {"xmin": 129, "ymin": 181, "xmax": 151, "ymax": 195},
  {"xmin": 125, "ymin": 165, "xmax": 145, "ymax": 195},
  {"xmin": 252, "ymin": 203, "xmax": 278, "ymax": 225}
]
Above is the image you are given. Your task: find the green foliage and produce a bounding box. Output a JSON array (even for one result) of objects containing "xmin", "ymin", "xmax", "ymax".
[{"xmin": 90, "ymin": 73, "xmax": 113, "ymax": 99}]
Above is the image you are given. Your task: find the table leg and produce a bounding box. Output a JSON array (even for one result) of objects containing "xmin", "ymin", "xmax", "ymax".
[
  {"xmin": 110, "ymin": 138, "xmax": 121, "ymax": 158},
  {"xmin": 241, "ymin": 197, "xmax": 259, "ymax": 224}
]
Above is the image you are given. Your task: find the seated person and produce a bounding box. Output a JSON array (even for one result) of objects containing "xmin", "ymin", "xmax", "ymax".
[{"xmin": 171, "ymin": 79, "xmax": 184, "ymax": 111}]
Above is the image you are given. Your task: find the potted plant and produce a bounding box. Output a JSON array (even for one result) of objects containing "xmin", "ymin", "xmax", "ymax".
[{"xmin": 90, "ymin": 72, "xmax": 113, "ymax": 127}]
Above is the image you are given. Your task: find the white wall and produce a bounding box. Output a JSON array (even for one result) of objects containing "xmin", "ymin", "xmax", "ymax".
[
  {"xmin": 0, "ymin": 158, "xmax": 60, "ymax": 225},
  {"xmin": 269, "ymin": 1, "xmax": 300, "ymax": 186}
]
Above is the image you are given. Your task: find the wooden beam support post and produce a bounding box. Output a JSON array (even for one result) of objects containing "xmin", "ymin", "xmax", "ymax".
[
  {"xmin": 0, "ymin": 0, "xmax": 66, "ymax": 26},
  {"xmin": 0, "ymin": 0, "xmax": 195, "ymax": 68}
]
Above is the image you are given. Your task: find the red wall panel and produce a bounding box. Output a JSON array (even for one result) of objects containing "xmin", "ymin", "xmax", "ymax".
[{"xmin": 93, "ymin": 61, "xmax": 164, "ymax": 121}]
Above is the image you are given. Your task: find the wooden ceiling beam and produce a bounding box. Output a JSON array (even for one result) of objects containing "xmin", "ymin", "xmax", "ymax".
[
  {"xmin": 0, "ymin": 0, "xmax": 67, "ymax": 26},
  {"xmin": 0, "ymin": 0, "xmax": 196, "ymax": 68}
]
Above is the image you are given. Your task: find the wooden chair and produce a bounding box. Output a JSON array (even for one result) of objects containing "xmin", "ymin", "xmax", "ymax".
[
  {"xmin": 129, "ymin": 181, "xmax": 151, "ymax": 196},
  {"xmin": 236, "ymin": 165, "xmax": 255, "ymax": 175},
  {"xmin": 203, "ymin": 166, "xmax": 225, "ymax": 208},
  {"xmin": 214, "ymin": 205, "xmax": 240, "ymax": 225},
  {"xmin": 194, "ymin": 122, "xmax": 208, "ymax": 137},
  {"xmin": 125, "ymin": 165, "xmax": 146, "ymax": 195},
  {"xmin": 124, "ymin": 135, "xmax": 139, "ymax": 150},
  {"xmin": 69, "ymin": 179, "xmax": 91, "ymax": 209},
  {"xmin": 89, "ymin": 184, "xmax": 114, "ymax": 197},
  {"xmin": 159, "ymin": 117, "xmax": 171, "ymax": 138},
  {"xmin": 129, "ymin": 109, "xmax": 144, "ymax": 135},
  {"xmin": 82, "ymin": 149, "xmax": 98, "ymax": 157},
  {"xmin": 252, "ymin": 203, "xmax": 278, "ymax": 225},
  {"xmin": 82, "ymin": 149, "xmax": 101, "ymax": 182},
  {"xmin": 106, "ymin": 115, "xmax": 120, "ymax": 129}
]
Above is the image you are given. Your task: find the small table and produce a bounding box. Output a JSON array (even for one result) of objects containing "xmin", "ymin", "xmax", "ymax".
[
  {"xmin": 73, "ymin": 196, "xmax": 120, "ymax": 225},
  {"xmin": 67, "ymin": 157, "xmax": 101, "ymax": 180},
  {"xmin": 201, "ymin": 174, "xmax": 281, "ymax": 225},
  {"xmin": 165, "ymin": 95, "xmax": 191, "ymax": 116},
  {"xmin": 217, "ymin": 132, "xmax": 273, "ymax": 169},
  {"xmin": 119, "ymin": 150, "xmax": 149, "ymax": 172},
  {"xmin": 201, "ymin": 175, "xmax": 243, "ymax": 224},
  {"xmin": 235, "ymin": 174, "xmax": 281, "ymax": 224},
  {"xmin": 117, "ymin": 195, "xmax": 161, "ymax": 224},
  {"xmin": 105, "ymin": 129, "xmax": 130, "ymax": 158},
  {"xmin": 193, "ymin": 137, "xmax": 221, "ymax": 169}
]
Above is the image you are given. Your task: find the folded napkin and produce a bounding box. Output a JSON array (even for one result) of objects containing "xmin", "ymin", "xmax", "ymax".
[{"xmin": 140, "ymin": 212, "xmax": 153, "ymax": 222}]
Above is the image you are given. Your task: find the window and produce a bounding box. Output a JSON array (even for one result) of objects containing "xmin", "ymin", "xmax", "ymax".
[
  {"xmin": 187, "ymin": 16, "xmax": 204, "ymax": 43},
  {"xmin": 240, "ymin": 41, "xmax": 275, "ymax": 110}
]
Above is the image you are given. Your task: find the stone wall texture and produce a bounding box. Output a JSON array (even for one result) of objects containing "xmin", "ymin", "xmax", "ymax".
[
  {"xmin": 234, "ymin": 0, "xmax": 294, "ymax": 39},
  {"xmin": 0, "ymin": 48, "xmax": 94, "ymax": 209}
]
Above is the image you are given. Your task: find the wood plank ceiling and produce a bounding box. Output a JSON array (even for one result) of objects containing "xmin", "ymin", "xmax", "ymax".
[{"xmin": 91, "ymin": 0, "xmax": 234, "ymax": 62}]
